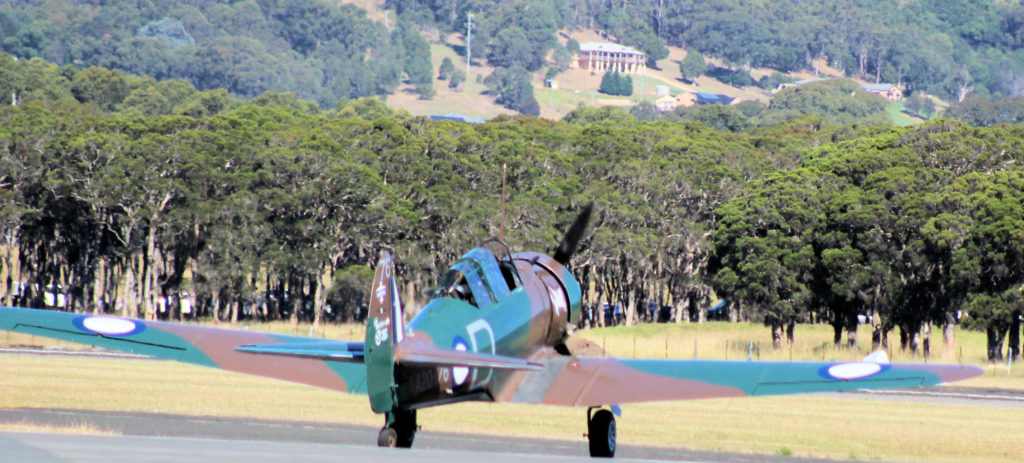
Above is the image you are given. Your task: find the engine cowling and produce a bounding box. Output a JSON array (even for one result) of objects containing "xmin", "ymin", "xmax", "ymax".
[{"xmin": 514, "ymin": 252, "xmax": 582, "ymax": 347}]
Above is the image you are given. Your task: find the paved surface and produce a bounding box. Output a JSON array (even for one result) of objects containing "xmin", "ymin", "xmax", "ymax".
[
  {"xmin": 0, "ymin": 408, "xmax": 851, "ymax": 463},
  {"xmin": 817, "ymin": 386, "xmax": 1024, "ymax": 409}
]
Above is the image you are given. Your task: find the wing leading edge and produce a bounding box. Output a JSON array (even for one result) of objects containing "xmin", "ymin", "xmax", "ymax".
[
  {"xmin": 0, "ymin": 306, "xmax": 369, "ymax": 394},
  {"xmin": 508, "ymin": 355, "xmax": 984, "ymax": 406}
]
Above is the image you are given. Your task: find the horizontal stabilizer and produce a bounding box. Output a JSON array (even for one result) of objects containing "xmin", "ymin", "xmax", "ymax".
[
  {"xmin": 394, "ymin": 342, "xmax": 543, "ymax": 371},
  {"xmin": 235, "ymin": 341, "xmax": 365, "ymax": 361},
  {"xmin": 862, "ymin": 350, "xmax": 889, "ymax": 364}
]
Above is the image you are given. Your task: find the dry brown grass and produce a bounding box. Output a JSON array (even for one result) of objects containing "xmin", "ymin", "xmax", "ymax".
[{"xmin": 2, "ymin": 320, "xmax": 1023, "ymax": 461}]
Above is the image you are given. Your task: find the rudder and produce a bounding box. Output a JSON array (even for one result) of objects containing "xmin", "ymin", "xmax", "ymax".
[{"xmin": 365, "ymin": 250, "xmax": 402, "ymax": 414}]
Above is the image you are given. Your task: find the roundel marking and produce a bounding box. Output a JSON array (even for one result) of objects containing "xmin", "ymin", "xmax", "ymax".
[
  {"xmin": 73, "ymin": 316, "xmax": 146, "ymax": 337},
  {"xmin": 452, "ymin": 336, "xmax": 469, "ymax": 386},
  {"xmin": 820, "ymin": 362, "xmax": 887, "ymax": 380}
]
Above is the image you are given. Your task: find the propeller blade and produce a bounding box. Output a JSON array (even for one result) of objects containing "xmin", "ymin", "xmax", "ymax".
[{"xmin": 553, "ymin": 202, "xmax": 594, "ymax": 265}]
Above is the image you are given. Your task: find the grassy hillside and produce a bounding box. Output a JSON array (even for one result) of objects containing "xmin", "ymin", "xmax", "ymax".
[{"xmin": 386, "ymin": 27, "xmax": 929, "ymax": 123}]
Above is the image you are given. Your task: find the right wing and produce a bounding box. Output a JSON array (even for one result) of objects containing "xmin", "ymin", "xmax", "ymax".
[
  {"xmin": 507, "ymin": 355, "xmax": 984, "ymax": 406},
  {"xmin": 0, "ymin": 306, "xmax": 368, "ymax": 394}
]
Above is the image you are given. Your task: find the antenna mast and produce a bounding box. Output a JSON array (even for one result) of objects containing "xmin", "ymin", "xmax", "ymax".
[
  {"xmin": 466, "ymin": 12, "xmax": 474, "ymax": 80},
  {"xmin": 500, "ymin": 163, "xmax": 507, "ymax": 241}
]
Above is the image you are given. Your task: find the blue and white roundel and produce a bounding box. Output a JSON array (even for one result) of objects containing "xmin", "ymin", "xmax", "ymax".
[
  {"xmin": 452, "ymin": 336, "xmax": 469, "ymax": 386},
  {"xmin": 818, "ymin": 362, "xmax": 890, "ymax": 380},
  {"xmin": 72, "ymin": 316, "xmax": 146, "ymax": 337}
]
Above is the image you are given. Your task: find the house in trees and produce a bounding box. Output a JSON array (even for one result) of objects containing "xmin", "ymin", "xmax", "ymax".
[
  {"xmin": 654, "ymin": 93, "xmax": 696, "ymax": 112},
  {"xmin": 576, "ymin": 43, "xmax": 647, "ymax": 74},
  {"xmin": 861, "ymin": 83, "xmax": 903, "ymax": 101}
]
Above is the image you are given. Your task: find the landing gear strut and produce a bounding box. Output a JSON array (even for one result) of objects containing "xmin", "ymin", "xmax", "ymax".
[
  {"xmin": 587, "ymin": 407, "xmax": 616, "ymax": 458},
  {"xmin": 377, "ymin": 409, "xmax": 417, "ymax": 448}
]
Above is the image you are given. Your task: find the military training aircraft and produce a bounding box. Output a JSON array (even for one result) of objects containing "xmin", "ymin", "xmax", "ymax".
[{"xmin": 0, "ymin": 203, "xmax": 984, "ymax": 457}]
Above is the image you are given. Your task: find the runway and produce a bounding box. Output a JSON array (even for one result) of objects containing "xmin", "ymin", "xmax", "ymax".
[{"xmin": 0, "ymin": 408, "xmax": 849, "ymax": 463}]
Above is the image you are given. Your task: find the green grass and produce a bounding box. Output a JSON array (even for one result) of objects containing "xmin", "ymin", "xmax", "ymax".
[{"xmin": 887, "ymin": 100, "xmax": 924, "ymax": 127}]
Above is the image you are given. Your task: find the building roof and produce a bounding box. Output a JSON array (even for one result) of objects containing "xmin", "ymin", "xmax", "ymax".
[
  {"xmin": 428, "ymin": 112, "xmax": 486, "ymax": 124},
  {"xmin": 579, "ymin": 42, "xmax": 645, "ymax": 56},
  {"xmin": 694, "ymin": 92, "xmax": 735, "ymax": 105},
  {"xmin": 793, "ymin": 77, "xmax": 829, "ymax": 85},
  {"xmin": 861, "ymin": 83, "xmax": 898, "ymax": 92}
]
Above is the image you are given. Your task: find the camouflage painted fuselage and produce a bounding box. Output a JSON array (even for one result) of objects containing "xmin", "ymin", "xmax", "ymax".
[{"xmin": 382, "ymin": 247, "xmax": 583, "ymax": 410}]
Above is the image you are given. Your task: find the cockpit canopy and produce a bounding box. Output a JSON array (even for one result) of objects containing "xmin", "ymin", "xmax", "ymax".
[{"xmin": 432, "ymin": 239, "xmax": 521, "ymax": 307}]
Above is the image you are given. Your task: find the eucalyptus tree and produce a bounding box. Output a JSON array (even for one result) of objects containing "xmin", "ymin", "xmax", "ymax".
[
  {"xmin": 712, "ymin": 168, "xmax": 837, "ymax": 347},
  {"xmin": 935, "ymin": 171, "xmax": 1024, "ymax": 360}
]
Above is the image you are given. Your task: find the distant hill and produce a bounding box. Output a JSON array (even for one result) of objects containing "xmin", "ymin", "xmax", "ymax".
[{"xmin": 3, "ymin": 0, "xmax": 1022, "ymax": 118}]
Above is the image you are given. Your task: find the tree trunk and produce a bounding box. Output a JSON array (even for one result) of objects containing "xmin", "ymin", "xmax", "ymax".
[
  {"xmin": 771, "ymin": 321, "xmax": 783, "ymax": 349},
  {"xmin": 987, "ymin": 325, "xmax": 1004, "ymax": 361},
  {"xmin": 143, "ymin": 224, "xmax": 157, "ymax": 320},
  {"xmin": 623, "ymin": 292, "xmax": 637, "ymax": 326},
  {"xmin": 921, "ymin": 321, "xmax": 931, "ymax": 359},
  {"xmin": 312, "ymin": 274, "xmax": 325, "ymax": 334},
  {"xmin": 211, "ymin": 291, "xmax": 221, "ymax": 323},
  {"xmin": 121, "ymin": 262, "xmax": 135, "ymax": 318},
  {"xmin": 786, "ymin": 320, "xmax": 795, "ymax": 345},
  {"xmin": 871, "ymin": 310, "xmax": 883, "ymax": 350},
  {"xmin": 1008, "ymin": 312, "xmax": 1021, "ymax": 362},
  {"xmin": 943, "ymin": 311, "xmax": 957, "ymax": 354},
  {"xmin": 831, "ymin": 316, "xmax": 843, "ymax": 346},
  {"xmin": 845, "ymin": 310, "xmax": 858, "ymax": 348},
  {"xmin": 673, "ymin": 301, "xmax": 686, "ymax": 323}
]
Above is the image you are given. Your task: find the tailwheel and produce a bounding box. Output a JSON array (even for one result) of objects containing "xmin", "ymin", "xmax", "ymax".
[
  {"xmin": 377, "ymin": 409, "xmax": 417, "ymax": 448},
  {"xmin": 587, "ymin": 407, "xmax": 616, "ymax": 458}
]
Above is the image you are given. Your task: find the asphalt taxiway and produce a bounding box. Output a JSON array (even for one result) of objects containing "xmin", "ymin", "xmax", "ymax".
[{"xmin": 0, "ymin": 408, "xmax": 855, "ymax": 463}]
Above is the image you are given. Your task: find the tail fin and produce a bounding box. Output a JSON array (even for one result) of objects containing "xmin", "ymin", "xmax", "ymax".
[{"xmin": 365, "ymin": 250, "xmax": 402, "ymax": 413}]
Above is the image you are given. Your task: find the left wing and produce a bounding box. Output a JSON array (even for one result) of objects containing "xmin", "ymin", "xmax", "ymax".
[
  {"xmin": 0, "ymin": 306, "xmax": 368, "ymax": 394},
  {"xmin": 506, "ymin": 354, "xmax": 984, "ymax": 406}
]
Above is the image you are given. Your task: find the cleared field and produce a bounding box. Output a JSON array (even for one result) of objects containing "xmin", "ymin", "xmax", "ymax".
[{"xmin": 2, "ymin": 320, "xmax": 1022, "ymax": 461}]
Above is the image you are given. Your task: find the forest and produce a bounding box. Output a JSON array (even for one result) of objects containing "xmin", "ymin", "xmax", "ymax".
[
  {"xmin": 2, "ymin": 50, "xmax": 1024, "ymax": 363},
  {"xmin": 3, "ymin": 0, "xmax": 1024, "ymax": 112}
]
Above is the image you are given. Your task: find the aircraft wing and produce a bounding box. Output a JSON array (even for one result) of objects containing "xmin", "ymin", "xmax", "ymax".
[
  {"xmin": 508, "ymin": 355, "xmax": 984, "ymax": 406},
  {"xmin": 0, "ymin": 306, "xmax": 368, "ymax": 394}
]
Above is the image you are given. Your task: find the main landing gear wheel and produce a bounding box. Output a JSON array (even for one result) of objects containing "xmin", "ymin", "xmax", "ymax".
[
  {"xmin": 587, "ymin": 408, "xmax": 616, "ymax": 458},
  {"xmin": 377, "ymin": 409, "xmax": 417, "ymax": 448}
]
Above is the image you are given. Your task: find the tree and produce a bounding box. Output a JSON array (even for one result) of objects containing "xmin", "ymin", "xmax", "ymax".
[
  {"xmin": 765, "ymin": 79, "xmax": 890, "ymax": 126},
  {"xmin": 689, "ymin": 104, "xmax": 751, "ymax": 133},
  {"xmin": 448, "ymin": 69, "xmax": 465, "ymax": 91},
  {"xmin": 598, "ymin": 72, "xmax": 632, "ymax": 96},
  {"xmin": 394, "ymin": 19, "xmax": 433, "ymax": 86},
  {"xmin": 712, "ymin": 169, "xmax": 836, "ymax": 348},
  {"xmin": 70, "ymin": 66, "xmax": 130, "ymax": 111},
  {"xmin": 438, "ymin": 57, "xmax": 455, "ymax": 80},
  {"xmin": 483, "ymin": 66, "xmax": 537, "ymax": 114},
  {"xmin": 678, "ymin": 50, "xmax": 707, "ymax": 83}
]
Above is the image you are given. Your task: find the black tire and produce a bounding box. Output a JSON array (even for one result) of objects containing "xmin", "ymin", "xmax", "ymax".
[
  {"xmin": 588, "ymin": 409, "xmax": 616, "ymax": 458},
  {"xmin": 377, "ymin": 427, "xmax": 398, "ymax": 447},
  {"xmin": 393, "ymin": 409, "xmax": 416, "ymax": 448}
]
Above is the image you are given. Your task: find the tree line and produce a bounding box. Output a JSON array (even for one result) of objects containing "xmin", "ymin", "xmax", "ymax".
[{"xmin": 2, "ymin": 60, "xmax": 1024, "ymax": 361}]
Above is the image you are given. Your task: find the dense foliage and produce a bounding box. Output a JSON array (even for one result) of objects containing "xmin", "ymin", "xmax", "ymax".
[{"xmin": 0, "ymin": 0, "xmax": 427, "ymax": 106}]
